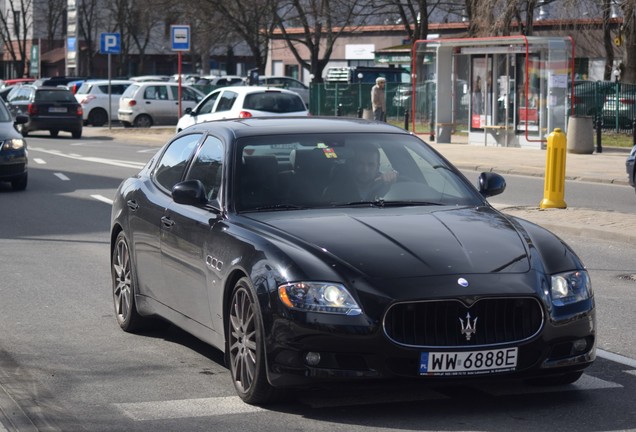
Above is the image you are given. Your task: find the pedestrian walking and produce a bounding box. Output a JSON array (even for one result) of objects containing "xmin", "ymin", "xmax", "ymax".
[{"xmin": 371, "ymin": 77, "xmax": 386, "ymax": 121}]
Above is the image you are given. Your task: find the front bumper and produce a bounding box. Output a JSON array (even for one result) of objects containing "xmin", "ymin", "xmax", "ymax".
[{"xmin": 264, "ymin": 305, "xmax": 596, "ymax": 388}]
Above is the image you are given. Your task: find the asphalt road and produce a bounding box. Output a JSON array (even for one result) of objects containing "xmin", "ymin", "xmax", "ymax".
[{"xmin": 1, "ymin": 133, "xmax": 635, "ymax": 431}]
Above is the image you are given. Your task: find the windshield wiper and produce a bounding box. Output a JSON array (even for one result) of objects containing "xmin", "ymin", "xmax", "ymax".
[
  {"xmin": 330, "ymin": 200, "xmax": 443, "ymax": 208},
  {"xmin": 251, "ymin": 204, "xmax": 308, "ymax": 212}
]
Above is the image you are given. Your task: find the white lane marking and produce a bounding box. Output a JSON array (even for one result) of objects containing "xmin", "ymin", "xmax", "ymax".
[
  {"xmin": 138, "ymin": 148, "xmax": 158, "ymax": 153},
  {"xmin": 54, "ymin": 173, "xmax": 70, "ymax": 181},
  {"xmin": 114, "ymin": 396, "xmax": 264, "ymax": 421},
  {"xmin": 91, "ymin": 194, "xmax": 113, "ymax": 205},
  {"xmin": 626, "ymin": 370, "xmax": 636, "ymax": 377},
  {"xmin": 597, "ymin": 349, "xmax": 636, "ymax": 369},
  {"xmin": 483, "ymin": 373, "xmax": 621, "ymax": 396},
  {"xmin": 29, "ymin": 147, "xmax": 146, "ymax": 169},
  {"xmin": 68, "ymin": 153, "xmax": 83, "ymax": 157},
  {"xmin": 33, "ymin": 158, "xmax": 46, "ymax": 164}
]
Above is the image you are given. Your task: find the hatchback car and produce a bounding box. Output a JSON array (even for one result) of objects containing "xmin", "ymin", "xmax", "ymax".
[
  {"xmin": 75, "ymin": 79, "xmax": 132, "ymax": 126},
  {"xmin": 258, "ymin": 76, "xmax": 310, "ymax": 104},
  {"xmin": 118, "ymin": 82, "xmax": 204, "ymax": 127},
  {"xmin": 6, "ymin": 85, "xmax": 83, "ymax": 138},
  {"xmin": 111, "ymin": 117, "xmax": 595, "ymax": 405},
  {"xmin": 0, "ymin": 101, "xmax": 28, "ymax": 190},
  {"xmin": 175, "ymin": 86, "xmax": 308, "ymax": 132}
]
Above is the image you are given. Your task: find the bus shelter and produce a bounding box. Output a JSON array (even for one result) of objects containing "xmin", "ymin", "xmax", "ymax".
[{"xmin": 412, "ymin": 36, "xmax": 574, "ymax": 148}]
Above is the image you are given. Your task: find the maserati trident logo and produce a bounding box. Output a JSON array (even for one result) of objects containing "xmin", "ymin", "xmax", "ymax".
[{"xmin": 459, "ymin": 312, "xmax": 478, "ymax": 341}]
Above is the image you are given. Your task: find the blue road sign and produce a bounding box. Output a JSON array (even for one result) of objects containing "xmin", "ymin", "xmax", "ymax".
[
  {"xmin": 171, "ymin": 25, "xmax": 190, "ymax": 51},
  {"xmin": 100, "ymin": 33, "xmax": 121, "ymax": 54}
]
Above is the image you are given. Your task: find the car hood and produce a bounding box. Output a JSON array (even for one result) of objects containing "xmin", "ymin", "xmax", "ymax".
[{"xmin": 248, "ymin": 206, "xmax": 531, "ymax": 278}]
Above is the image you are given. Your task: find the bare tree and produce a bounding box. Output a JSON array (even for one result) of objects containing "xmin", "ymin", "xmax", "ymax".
[
  {"xmin": 41, "ymin": 0, "xmax": 66, "ymax": 48},
  {"xmin": 210, "ymin": 0, "xmax": 277, "ymax": 75},
  {"xmin": 620, "ymin": 0, "xmax": 636, "ymax": 83},
  {"xmin": 0, "ymin": 0, "xmax": 33, "ymax": 77},
  {"xmin": 272, "ymin": 0, "xmax": 376, "ymax": 83},
  {"xmin": 77, "ymin": 0, "xmax": 102, "ymax": 76}
]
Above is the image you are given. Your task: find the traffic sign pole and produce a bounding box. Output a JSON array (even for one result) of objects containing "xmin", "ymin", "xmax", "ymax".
[
  {"xmin": 108, "ymin": 53, "xmax": 112, "ymax": 129},
  {"xmin": 178, "ymin": 52, "xmax": 182, "ymax": 118}
]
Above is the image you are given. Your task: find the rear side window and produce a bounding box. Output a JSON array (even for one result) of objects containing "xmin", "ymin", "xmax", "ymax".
[
  {"xmin": 76, "ymin": 83, "xmax": 91, "ymax": 94},
  {"xmin": 244, "ymin": 92, "xmax": 305, "ymax": 113},
  {"xmin": 35, "ymin": 90, "xmax": 75, "ymax": 102},
  {"xmin": 121, "ymin": 84, "xmax": 140, "ymax": 98},
  {"xmin": 216, "ymin": 91, "xmax": 238, "ymax": 112},
  {"xmin": 98, "ymin": 84, "xmax": 129, "ymax": 95}
]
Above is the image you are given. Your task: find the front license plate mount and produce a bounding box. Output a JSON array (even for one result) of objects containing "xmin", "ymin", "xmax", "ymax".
[{"xmin": 419, "ymin": 347, "xmax": 518, "ymax": 376}]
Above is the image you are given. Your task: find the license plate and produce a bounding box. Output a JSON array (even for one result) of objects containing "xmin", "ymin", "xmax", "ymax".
[
  {"xmin": 420, "ymin": 347, "xmax": 518, "ymax": 376},
  {"xmin": 49, "ymin": 107, "xmax": 67, "ymax": 113}
]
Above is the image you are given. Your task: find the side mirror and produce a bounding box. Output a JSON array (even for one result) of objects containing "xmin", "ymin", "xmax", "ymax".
[
  {"xmin": 478, "ymin": 172, "xmax": 506, "ymax": 198},
  {"xmin": 172, "ymin": 179, "xmax": 207, "ymax": 205},
  {"xmin": 185, "ymin": 107, "xmax": 193, "ymax": 116},
  {"xmin": 14, "ymin": 115, "xmax": 28, "ymax": 125}
]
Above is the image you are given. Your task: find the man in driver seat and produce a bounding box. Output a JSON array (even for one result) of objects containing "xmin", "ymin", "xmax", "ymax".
[{"xmin": 324, "ymin": 144, "xmax": 397, "ymax": 202}]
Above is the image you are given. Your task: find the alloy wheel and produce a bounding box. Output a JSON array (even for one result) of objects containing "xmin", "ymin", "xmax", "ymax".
[
  {"xmin": 229, "ymin": 286, "xmax": 257, "ymax": 394},
  {"xmin": 113, "ymin": 237, "xmax": 132, "ymax": 324}
]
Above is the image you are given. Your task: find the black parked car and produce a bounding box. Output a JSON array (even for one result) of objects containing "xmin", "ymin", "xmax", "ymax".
[
  {"xmin": 110, "ymin": 117, "xmax": 595, "ymax": 404},
  {"xmin": 0, "ymin": 101, "xmax": 28, "ymax": 190},
  {"xmin": 6, "ymin": 85, "xmax": 83, "ymax": 138}
]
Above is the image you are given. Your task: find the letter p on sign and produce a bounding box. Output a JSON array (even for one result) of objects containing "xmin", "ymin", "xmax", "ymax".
[{"xmin": 100, "ymin": 33, "xmax": 121, "ymax": 54}]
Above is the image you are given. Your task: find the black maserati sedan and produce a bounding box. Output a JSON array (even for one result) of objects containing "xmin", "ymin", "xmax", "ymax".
[{"xmin": 110, "ymin": 117, "xmax": 595, "ymax": 404}]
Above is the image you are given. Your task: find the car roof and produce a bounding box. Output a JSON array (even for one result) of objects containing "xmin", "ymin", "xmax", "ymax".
[
  {"xmin": 182, "ymin": 117, "xmax": 409, "ymax": 139},
  {"xmin": 209, "ymin": 85, "xmax": 301, "ymax": 95}
]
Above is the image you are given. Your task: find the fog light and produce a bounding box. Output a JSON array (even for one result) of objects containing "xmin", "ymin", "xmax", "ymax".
[
  {"xmin": 305, "ymin": 352, "xmax": 321, "ymax": 366},
  {"xmin": 573, "ymin": 338, "xmax": 588, "ymax": 353}
]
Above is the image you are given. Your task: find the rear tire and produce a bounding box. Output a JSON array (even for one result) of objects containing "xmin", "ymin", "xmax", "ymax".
[
  {"xmin": 134, "ymin": 114, "xmax": 152, "ymax": 128},
  {"xmin": 50, "ymin": 129, "xmax": 59, "ymax": 137},
  {"xmin": 227, "ymin": 277, "xmax": 281, "ymax": 404},
  {"xmin": 88, "ymin": 108, "xmax": 108, "ymax": 127},
  {"xmin": 72, "ymin": 129, "xmax": 82, "ymax": 139}
]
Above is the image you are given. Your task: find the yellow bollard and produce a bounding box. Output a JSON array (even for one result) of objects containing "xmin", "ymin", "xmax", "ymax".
[{"xmin": 540, "ymin": 128, "xmax": 567, "ymax": 209}]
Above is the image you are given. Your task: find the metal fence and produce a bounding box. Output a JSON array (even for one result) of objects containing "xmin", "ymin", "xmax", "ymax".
[{"xmin": 308, "ymin": 80, "xmax": 636, "ymax": 133}]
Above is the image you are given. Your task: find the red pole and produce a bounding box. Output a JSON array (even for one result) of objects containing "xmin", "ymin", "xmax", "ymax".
[{"xmin": 178, "ymin": 51, "xmax": 182, "ymax": 118}]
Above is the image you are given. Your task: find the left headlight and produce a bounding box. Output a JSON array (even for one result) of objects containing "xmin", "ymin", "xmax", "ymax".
[
  {"xmin": 550, "ymin": 270, "xmax": 592, "ymax": 306},
  {"xmin": 2, "ymin": 138, "xmax": 25, "ymax": 150},
  {"xmin": 278, "ymin": 282, "xmax": 362, "ymax": 315}
]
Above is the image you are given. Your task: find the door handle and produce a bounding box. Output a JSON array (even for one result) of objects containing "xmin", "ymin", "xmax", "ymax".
[
  {"xmin": 126, "ymin": 200, "xmax": 139, "ymax": 211},
  {"xmin": 145, "ymin": 101, "xmax": 151, "ymax": 104},
  {"xmin": 161, "ymin": 216, "xmax": 175, "ymax": 228}
]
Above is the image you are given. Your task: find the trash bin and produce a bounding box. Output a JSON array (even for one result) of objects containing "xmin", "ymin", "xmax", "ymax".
[{"xmin": 566, "ymin": 115, "xmax": 594, "ymax": 154}]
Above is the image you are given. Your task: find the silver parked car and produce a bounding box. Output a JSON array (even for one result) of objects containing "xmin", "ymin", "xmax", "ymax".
[{"xmin": 118, "ymin": 82, "xmax": 205, "ymax": 127}]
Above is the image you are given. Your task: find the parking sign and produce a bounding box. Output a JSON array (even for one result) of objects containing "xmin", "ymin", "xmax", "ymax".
[
  {"xmin": 171, "ymin": 25, "xmax": 190, "ymax": 51},
  {"xmin": 100, "ymin": 33, "xmax": 121, "ymax": 54}
]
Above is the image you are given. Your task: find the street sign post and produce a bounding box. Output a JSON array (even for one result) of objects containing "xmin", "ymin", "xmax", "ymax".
[
  {"xmin": 100, "ymin": 33, "xmax": 121, "ymax": 129},
  {"xmin": 171, "ymin": 25, "xmax": 191, "ymax": 118}
]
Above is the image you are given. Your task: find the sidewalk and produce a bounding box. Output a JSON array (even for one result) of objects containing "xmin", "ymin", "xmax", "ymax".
[{"xmin": 83, "ymin": 126, "xmax": 636, "ymax": 245}]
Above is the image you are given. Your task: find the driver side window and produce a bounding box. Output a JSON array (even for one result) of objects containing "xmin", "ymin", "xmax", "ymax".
[
  {"xmin": 198, "ymin": 92, "xmax": 219, "ymax": 115},
  {"xmin": 153, "ymin": 134, "xmax": 202, "ymax": 192},
  {"xmin": 185, "ymin": 136, "xmax": 224, "ymax": 202}
]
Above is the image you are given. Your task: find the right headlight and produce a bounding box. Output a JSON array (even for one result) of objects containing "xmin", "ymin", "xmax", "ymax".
[
  {"xmin": 278, "ymin": 281, "xmax": 362, "ymax": 315},
  {"xmin": 2, "ymin": 138, "xmax": 25, "ymax": 150},
  {"xmin": 550, "ymin": 270, "xmax": 592, "ymax": 307}
]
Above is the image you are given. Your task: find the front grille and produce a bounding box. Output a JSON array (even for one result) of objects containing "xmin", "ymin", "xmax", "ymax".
[{"xmin": 383, "ymin": 297, "xmax": 544, "ymax": 348}]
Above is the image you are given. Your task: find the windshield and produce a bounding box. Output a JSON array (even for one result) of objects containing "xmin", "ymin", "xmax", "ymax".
[{"xmin": 234, "ymin": 133, "xmax": 482, "ymax": 212}]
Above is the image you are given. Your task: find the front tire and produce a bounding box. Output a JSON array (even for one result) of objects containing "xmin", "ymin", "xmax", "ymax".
[
  {"xmin": 50, "ymin": 129, "xmax": 59, "ymax": 137},
  {"xmin": 227, "ymin": 278, "xmax": 279, "ymax": 404},
  {"xmin": 112, "ymin": 231, "xmax": 148, "ymax": 332}
]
